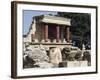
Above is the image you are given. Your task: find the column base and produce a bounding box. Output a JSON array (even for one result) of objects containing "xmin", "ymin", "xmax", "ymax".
[
  {"xmin": 31, "ymin": 39, "xmax": 39, "ymax": 43},
  {"xmin": 41, "ymin": 39, "xmax": 51, "ymax": 43}
]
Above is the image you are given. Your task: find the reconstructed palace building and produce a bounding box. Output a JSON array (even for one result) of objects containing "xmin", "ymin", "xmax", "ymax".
[{"xmin": 24, "ymin": 15, "xmax": 72, "ymax": 50}]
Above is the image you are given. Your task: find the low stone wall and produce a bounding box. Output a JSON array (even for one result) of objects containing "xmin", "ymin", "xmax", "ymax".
[{"xmin": 59, "ymin": 61, "xmax": 88, "ymax": 67}]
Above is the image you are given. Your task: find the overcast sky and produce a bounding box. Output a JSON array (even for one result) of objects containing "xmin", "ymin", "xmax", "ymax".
[{"xmin": 23, "ymin": 10, "xmax": 57, "ymax": 35}]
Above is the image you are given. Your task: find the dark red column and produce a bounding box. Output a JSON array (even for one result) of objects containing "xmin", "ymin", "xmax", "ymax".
[
  {"xmin": 44, "ymin": 24, "xmax": 48, "ymax": 42},
  {"xmin": 66, "ymin": 27, "xmax": 70, "ymax": 42},
  {"xmin": 31, "ymin": 34, "xmax": 35, "ymax": 42},
  {"xmin": 56, "ymin": 25, "xmax": 60, "ymax": 42}
]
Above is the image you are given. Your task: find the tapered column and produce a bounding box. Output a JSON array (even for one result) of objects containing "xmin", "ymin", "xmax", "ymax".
[
  {"xmin": 44, "ymin": 24, "xmax": 48, "ymax": 42},
  {"xmin": 66, "ymin": 27, "xmax": 70, "ymax": 42},
  {"xmin": 56, "ymin": 25, "xmax": 60, "ymax": 42},
  {"xmin": 31, "ymin": 34, "xmax": 35, "ymax": 42},
  {"xmin": 61, "ymin": 27, "xmax": 64, "ymax": 41},
  {"xmin": 69, "ymin": 31, "xmax": 72, "ymax": 42}
]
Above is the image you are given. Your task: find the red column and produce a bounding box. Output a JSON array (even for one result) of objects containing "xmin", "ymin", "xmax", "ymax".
[
  {"xmin": 66, "ymin": 27, "xmax": 70, "ymax": 42},
  {"xmin": 44, "ymin": 24, "xmax": 48, "ymax": 42},
  {"xmin": 69, "ymin": 31, "xmax": 72, "ymax": 42},
  {"xmin": 56, "ymin": 25, "xmax": 60, "ymax": 42},
  {"xmin": 31, "ymin": 34, "xmax": 35, "ymax": 42}
]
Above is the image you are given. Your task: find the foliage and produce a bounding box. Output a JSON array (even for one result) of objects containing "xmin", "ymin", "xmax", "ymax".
[
  {"xmin": 57, "ymin": 12, "xmax": 91, "ymax": 49},
  {"xmin": 82, "ymin": 51, "xmax": 91, "ymax": 62},
  {"xmin": 75, "ymin": 50, "xmax": 82, "ymax": 61}
]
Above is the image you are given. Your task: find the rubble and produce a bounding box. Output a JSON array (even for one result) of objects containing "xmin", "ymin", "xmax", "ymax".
[
  {"xmin": 23, "ymin": 43, "xmax": 91, "ymax": 68},
  {"xmin": 27, "ymin": 48, "xmax": 49, "ymax": 62}
]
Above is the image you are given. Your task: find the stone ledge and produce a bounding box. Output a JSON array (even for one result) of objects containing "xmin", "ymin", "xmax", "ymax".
[{"xmin": 59, "ymin": 61, "xmax": 88, "ymax": 67}]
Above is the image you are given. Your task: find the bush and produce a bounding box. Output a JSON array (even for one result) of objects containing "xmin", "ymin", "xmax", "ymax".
[
  {"xmin": 75, "ymin": 50, "xmax": 82, "ymax": 61},
  {"xmin": 61, "ymin": 47, "xmax": 71, "ymax": 61},
  {"xmin": 82, "ymin": 51, "xmax": 91, "ymax": 66}
]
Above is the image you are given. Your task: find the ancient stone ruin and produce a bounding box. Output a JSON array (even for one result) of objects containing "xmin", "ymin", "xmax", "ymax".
[{"xmin": 23, "ymin": 15, "xmax": 91, "ymax": 68}]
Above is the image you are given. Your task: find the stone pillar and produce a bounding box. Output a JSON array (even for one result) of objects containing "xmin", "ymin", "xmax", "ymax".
[
  {"xmin": 56, "ymin": 25, "xmax": 60, "ymax": 42},
  {"xmin": 44, "ymin": 24, "xmax": 48, "ymax": 42},
  {"xmin": 61, "ymin": 27, "xmax": 64, "ymax": 42},
  {"xmin": 66, "ymin": 26, "xmax": 70, "ymax": 42},
  {"xmin": 69, "ymin": 31, "xmax": 72, "ymax": 42},
  {"xmin": 31, "ymin": 34, "xmax": 35, "ymax": 42}
]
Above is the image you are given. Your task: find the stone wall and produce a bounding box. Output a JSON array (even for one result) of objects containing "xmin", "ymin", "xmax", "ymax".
[
  {"xmin": 35, "ymin": 22, "xmax": 44, "ymax": 42},
  {"xmin": 59, "ymin": 61, "xmax": 88, "ymax": 67},
  {"xmin": 23, "ymin": 20, "xmax": 44, "ymax": 42}
]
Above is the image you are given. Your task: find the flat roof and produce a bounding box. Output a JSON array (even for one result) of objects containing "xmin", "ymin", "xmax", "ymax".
[{"xmin": 33, "ymin": 15, "xmax": 71, "ymax": 26}]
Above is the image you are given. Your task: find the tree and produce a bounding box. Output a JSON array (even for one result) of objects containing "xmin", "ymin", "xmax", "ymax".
[{"xmin": 57, "ymin": 12, "xmax": 91, "ymax": 49}]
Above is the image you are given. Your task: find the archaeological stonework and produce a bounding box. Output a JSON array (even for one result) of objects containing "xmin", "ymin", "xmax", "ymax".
[
  {"xmin": 24, "ymin": 15, "xmax": 71, "ymax": 43},
  {"xmin": 23, "ymin": 15, "xmax": 90, "ymax": 69}
]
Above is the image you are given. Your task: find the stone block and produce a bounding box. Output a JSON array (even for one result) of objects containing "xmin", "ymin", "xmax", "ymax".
[
  {"xmin": 67, "ymin": 61, "xmax": 88, "ymax": 67},
  {"xmin": 59, "ymin": 61, "xmax": 88, "ymax": 67}
]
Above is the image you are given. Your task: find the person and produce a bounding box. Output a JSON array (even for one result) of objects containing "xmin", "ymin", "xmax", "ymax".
[
  {"xmin": 82, "ymin": 43, "xmax": 85, "ymax": 50},
  {"xmin": 73, "ymin": 41, "xmax": 76, "ymax": 46}
]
